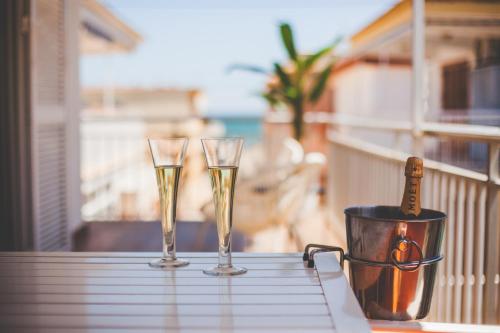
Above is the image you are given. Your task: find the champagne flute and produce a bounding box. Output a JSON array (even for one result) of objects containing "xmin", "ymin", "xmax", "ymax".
[
  {"xmin": 201, "ymin": 138, "xmax": 247, "ymax": 276},
  {"xmin": 148, "ymin": 138, "xmax": 189, "ymax": 268}
]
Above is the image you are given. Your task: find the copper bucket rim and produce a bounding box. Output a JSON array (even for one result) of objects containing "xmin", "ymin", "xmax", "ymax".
[{"xmin": 344, "ymin": 205, "xmax": 446, "ymax": 223}]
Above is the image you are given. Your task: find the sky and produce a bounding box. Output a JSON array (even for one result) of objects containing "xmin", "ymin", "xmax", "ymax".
[{"xmin": 81, "ymin": 0, "xmax": 397, "ymax": 116}]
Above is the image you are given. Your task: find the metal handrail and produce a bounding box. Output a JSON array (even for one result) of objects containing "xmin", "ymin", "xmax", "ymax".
[
  {"xmin": 328, "ymin": 113, "xmax": 412, "ymax": 133},
  {"xmin": 326, "ymin": 113, "xmax": 500, "ymax": 143},
  {"xmin": 422, "ymin": 122, "xmax": 500, "ymax": 143},
  {"xmin": 267, "ymin": 111, "xmax": 500, "ymax": 143},
  {"xmin": 327, "ymin": 131, "xmax": 490, "ymax": 183}
]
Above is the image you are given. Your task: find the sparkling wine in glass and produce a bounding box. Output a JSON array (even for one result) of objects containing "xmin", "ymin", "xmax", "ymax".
[
  {"xmin": 201, "ymin": 138, "xmax": 247, "ymax": 276},
  {"xmin": 148, "ymin": 138, "xmax": 189, "ymax": 268}
]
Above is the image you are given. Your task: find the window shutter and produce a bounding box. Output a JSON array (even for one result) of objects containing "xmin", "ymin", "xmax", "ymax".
[{"xmin": 31, "ymin": 0, "xmax": 80, "ymax": 250}]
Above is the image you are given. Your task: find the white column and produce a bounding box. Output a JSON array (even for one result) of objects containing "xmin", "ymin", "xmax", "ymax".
[
  {"xmin": 411, "ymin": 0, "xmax": 425, "ymax": 156},
  {"xmin": 64, "ymin": 0, "xmax": 82, "ymax": 243},
  {"xmin": 485, "ymin": 143, "xmax": 500, "ymax": 323}
]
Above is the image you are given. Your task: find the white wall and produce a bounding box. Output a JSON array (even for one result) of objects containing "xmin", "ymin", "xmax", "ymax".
[
  {"xmin": 333, "ymin": 63, "xmax": 411, "ymax": 120},
  {"xmin": 332, "ymin": 63, "xmax": 412, "ymax": 151}
]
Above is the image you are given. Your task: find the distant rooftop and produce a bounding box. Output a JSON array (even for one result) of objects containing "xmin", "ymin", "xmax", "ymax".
[
  {"xmin": 84, "ymin": 87, "xmax": 201, "ymax": 97},
  {"xmin": 82, "ymin": 87, "xmax": 204, "ymax": 119}
]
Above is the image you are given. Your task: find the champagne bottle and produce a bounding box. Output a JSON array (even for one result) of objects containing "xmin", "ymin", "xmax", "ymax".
[{"xmin": 400, "ymin": 157, "xmax": 423, "ymax": 217}]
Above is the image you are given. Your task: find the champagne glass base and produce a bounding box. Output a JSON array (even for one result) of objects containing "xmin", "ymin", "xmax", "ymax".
[
  {"xmin": 149, "ymin": 257, "xmax": 189, "ymax": 268},
  {"xmin": 203, "ymin": 265, "xmax": 247, "ymax": 276}
]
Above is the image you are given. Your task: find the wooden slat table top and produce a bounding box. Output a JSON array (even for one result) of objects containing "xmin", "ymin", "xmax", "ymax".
[{"xmin": 0, "ymin": 252, "xmax": 371, "ymax": 333}]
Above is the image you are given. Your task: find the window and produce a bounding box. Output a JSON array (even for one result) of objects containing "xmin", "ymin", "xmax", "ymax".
[{"xmin": 442, "ymin": 61, "xmax": 470, "ymax": 110}]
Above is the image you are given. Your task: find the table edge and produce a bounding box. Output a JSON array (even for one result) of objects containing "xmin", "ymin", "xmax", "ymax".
[{"xmin": 315, "ymin": 251, "xmax": 372, "ymax": 333}]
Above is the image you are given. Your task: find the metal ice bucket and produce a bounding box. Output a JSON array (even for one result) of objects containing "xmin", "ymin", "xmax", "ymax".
[
  {"xmin": 303, "ymin": 205, "xmax": 445, "ymax": 320},
  {"xmin": 344, "ymin": 205, "xmax": 446, "ymax": 320}
]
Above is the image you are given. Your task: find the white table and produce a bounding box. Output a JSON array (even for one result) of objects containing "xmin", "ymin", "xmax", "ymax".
[{"xmin": 0, "ymin": 252, "xmax": 371, "ymax": 333}]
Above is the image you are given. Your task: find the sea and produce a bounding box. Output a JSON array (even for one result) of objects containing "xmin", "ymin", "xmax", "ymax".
[{"xmin": 210, "ymin": 116, "xmax": 263, "ymax": 147}]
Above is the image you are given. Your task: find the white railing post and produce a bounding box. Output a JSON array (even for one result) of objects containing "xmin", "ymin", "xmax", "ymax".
[
  {"xmin": 411, "ymin": 0, "xmax": 425, "ymax": 157},
  {"xmin": 484, "ymin": 142, "xmax": 500, "ymax": 323}
]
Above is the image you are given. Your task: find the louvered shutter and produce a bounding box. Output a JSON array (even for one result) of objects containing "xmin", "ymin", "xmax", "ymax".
[{"xmin": 31, "ymin": 0, "xmax": 80, "ymax": 250}]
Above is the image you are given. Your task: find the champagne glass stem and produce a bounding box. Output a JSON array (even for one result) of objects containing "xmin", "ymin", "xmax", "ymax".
[
  {"xmin": 218, "ymin": 236, "xmax": 231, "ymax": 267},
  {"xmin": 164, "ymin": 237, "xmax": 175, "ymax": 259},
  {"xmin": 162, "ymin": 219, "xmax": 176, "ymax": 260}
]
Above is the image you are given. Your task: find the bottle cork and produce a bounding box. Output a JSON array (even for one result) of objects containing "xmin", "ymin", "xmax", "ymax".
[{"xmin": 400, "ymin": 157, "xmax": 423, "ymax": 216}]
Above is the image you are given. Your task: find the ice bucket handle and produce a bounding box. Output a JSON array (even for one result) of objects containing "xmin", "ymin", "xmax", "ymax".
[
  {"xmin": 303, "ymin": 244, "xmax": 345, "ymax": 269},
  {"xmin": 391, "ymin": 238, "xmax": 423, "ymax": 272}
]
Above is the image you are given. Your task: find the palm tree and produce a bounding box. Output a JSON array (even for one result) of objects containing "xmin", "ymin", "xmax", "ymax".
[{"xmin": 230, "ymin": 22, "xmax": 338, "ymax": 140}]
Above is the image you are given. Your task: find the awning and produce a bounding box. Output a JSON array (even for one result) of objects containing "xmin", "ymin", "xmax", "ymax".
[{"xmin": 80, "ymin": 0, "xmax": 142, "ymax": 54}]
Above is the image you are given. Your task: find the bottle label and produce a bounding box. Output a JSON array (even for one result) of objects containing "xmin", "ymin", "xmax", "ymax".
[
  {"xmin": 407, "ymin": 178, "xmax": 418, "ymax": 213},
  {"xmin": 401, "ymin": 177, "xmax": 421, "ymax": 216}
]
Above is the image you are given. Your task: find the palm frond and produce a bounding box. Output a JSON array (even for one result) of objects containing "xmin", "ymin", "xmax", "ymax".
[
  {"xmin": 303, "ymin": 37, "xmax": 341, "ymax": 71},
  {"xmin": 309, "ymin": 64, "xmax": 333, "ymax": 103},
  {"xmin": 273, "ymin": 63, "xmax": 292, "ymax": 88},
  {"xmin": 226, "ymin": 64, "xmax": 269, "ymax": 75},
  {"xmin": 279, "ymin": 23, "xmax": 297, "ymax": 61},
  {"xmin": 303, "ymin": 46, "xmax": 332, "ymax": 71}
]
